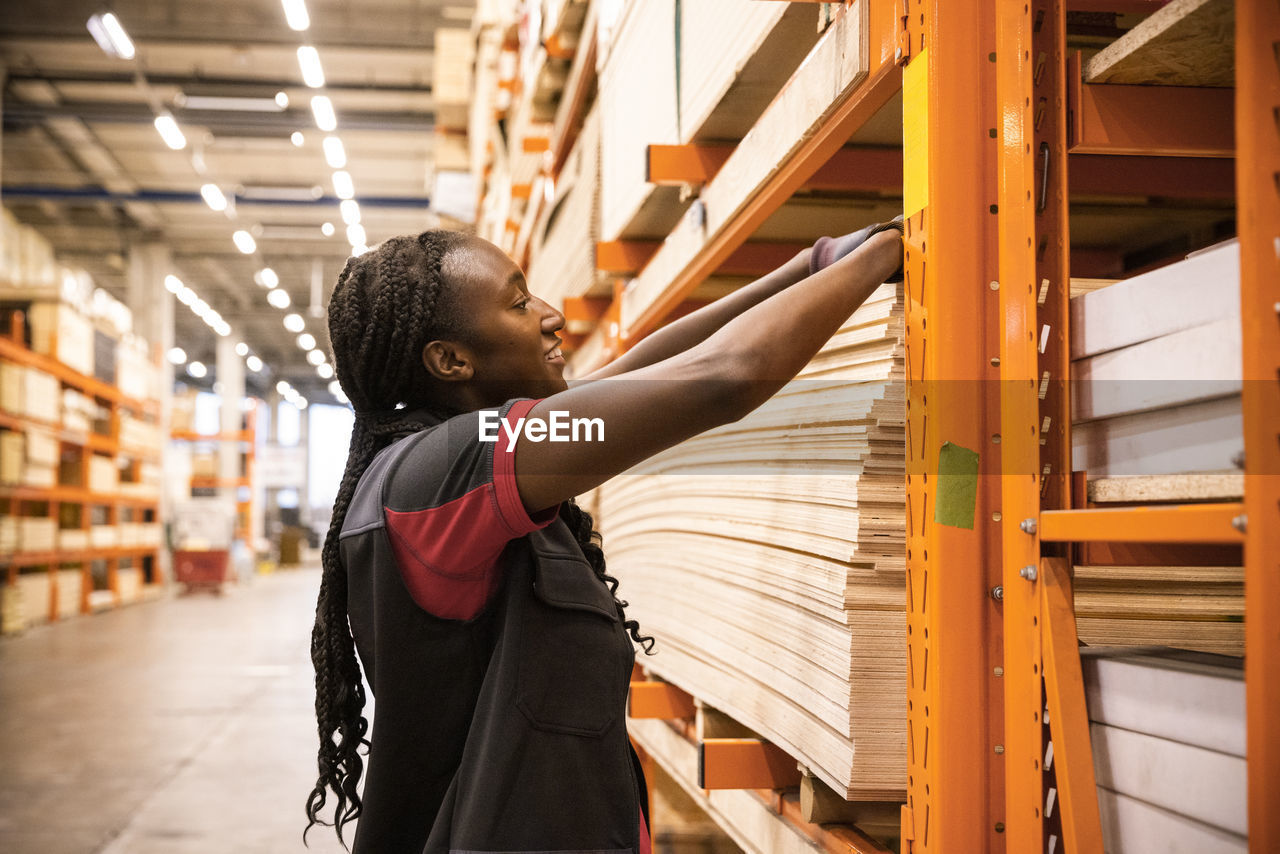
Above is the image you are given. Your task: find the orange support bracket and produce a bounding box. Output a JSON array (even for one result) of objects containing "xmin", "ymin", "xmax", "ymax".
[
  {"xmin": 596, "ymin": 240, "xmax": 660, "ymax": 275},
  {"xmin": 522, "ymin": 136, "xmax": 551, "ymax": 154},
  {"xmin": 1039, "ymin": 504, "xmax": 1246, "ymax": 544},
  {"xmin": 1039, "ymin": 557, "xmax": 1103, "ymax": 854},
  {"xmin": 627, "ymin": 681, "xmax": 696, "ymax": 720},
  {"xmin": 698, "ymin": 738, "xmax": 802, "ymax": 791},
  {"xmin": 646, "ymin": 144, "xmax": 735, "ymax": 186},
  {"xmin": 562, "ymin": 296, "xmax": 611, "ymax": 331},
  {"xmin": 1067, "ymin": 52, "xmax": 1233, "ymax": 157},
  {"xmin": 511, "ymin": 183, "xmax": 533, "ymax": 200}
]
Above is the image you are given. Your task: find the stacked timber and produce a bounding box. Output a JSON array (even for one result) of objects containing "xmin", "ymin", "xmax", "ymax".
[
  {"xmin": 601, "ymin": 282, "xmax": 907, "ymax": 800},
  {"xmin": 1083, "ymin": 648, "xmax": 1246, "ymax": 852},
  {"xmin": 527, "ymin": 105, "xmax": 603, "ymax": 308},
  {"xmin": 1070, "ymin": 240, "xmax": 1242, "ymax": 480}
]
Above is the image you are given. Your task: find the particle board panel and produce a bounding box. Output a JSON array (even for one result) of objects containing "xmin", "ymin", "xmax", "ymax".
[
  {"xmin": 1091, "ymin": 722, "xmax": 1246, "ymax": 835},
  {"xmin": 1069, "ymin": 239, "xmax": 1239, "ymax": 360},
  {"xmin": 620, "ymin": 2, "xmax": 868, "ymax": 336},
  {"xmin": 1084, "ymin": 0, "xmax": 1234, "ymax": 87},
  {"xmin": 1086, "ymin": 471, "xmax": 1243, "ymax": 502}
]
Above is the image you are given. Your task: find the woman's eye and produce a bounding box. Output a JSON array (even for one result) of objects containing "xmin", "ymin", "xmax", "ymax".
[{"xmin": 515, "ymin": 298, "xmax": 530, "ymax": 310}]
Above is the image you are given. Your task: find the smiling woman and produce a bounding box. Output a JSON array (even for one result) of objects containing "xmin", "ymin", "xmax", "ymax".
[{"xmin": 308, "ymin": 225, "xmax": 902, "ymax": 853}]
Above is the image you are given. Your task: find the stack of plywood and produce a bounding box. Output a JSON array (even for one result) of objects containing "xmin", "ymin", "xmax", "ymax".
[
  {"xmin": 528, "ymin": 105, "xmax": 603, "ymax": 309},
  {"xmin": 600, "ymin": 282, "xmax": 907, "ymax": 800},
  {"xmin": 598, "ymin": 0, "xmax": 817, "ymax": 242},
  {"xmin": 1083, "ymin": 647, "xmax": 1246, "ymax": 852},
  {"xmin": 1071, "ymin": 240, "xmax": 1242, "ymax": 479}
]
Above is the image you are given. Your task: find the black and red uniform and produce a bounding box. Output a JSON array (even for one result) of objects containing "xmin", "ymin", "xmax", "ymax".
[{"xmin": 340, "ymin": 398, "xmax": 650, "ymax": 853}]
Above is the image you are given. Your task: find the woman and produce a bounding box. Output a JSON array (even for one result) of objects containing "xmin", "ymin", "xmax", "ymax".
[{"xmin": 305, "ymin": 222, "xmax": 903, "ymax": 853}]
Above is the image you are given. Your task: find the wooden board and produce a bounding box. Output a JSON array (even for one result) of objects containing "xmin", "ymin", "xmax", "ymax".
[
  {"xmin": 1084, "ymin": 0, "xmax": 1234, "ymax": 87},
  {"xmin": 678, "ymin": 0, "xmax": 819, "ymax": 144},
  {"xmin": 1087, "ymin": 471, "xmax": 1242, "ymax": 503},
  {"xmin": 1069, "ymin": 239, "xmax": 1239, "ymax": 360},
  {"xmin": 1096, "ymin": 788, "xmax": 1245, "ymax": 853},
  {"xmin": 1091, "ymin": 722, "xmax": 1246, "ymax": 835},
  {"xmin": 1071, "ymin": 394, "xmax": 1242, "ymax": 477},
  {"xmin": 1071, "ymin": 317, "xmax": 1241, "ymax": 422},
  {"xmin": 1081, "ymin": 647, "xmax": 1245, "ymax": 757}
]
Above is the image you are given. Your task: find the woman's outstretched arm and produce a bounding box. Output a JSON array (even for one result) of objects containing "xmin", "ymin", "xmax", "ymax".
[{"xmin": 512, "ymin": 229, "xmax": 902, "ymax": 513}]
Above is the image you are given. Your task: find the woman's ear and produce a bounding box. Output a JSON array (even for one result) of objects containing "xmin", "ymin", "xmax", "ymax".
[{"xmin": 422, "ymin": 340, "xmax": 473, "ymax": 382}]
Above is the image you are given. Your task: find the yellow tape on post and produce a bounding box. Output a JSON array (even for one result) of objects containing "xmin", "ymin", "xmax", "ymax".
[{"xmin": 902, "ymin": 47, "xmax": 929, "ymax": 219}]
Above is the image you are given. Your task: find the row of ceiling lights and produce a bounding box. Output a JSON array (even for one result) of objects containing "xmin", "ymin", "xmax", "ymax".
[{"xmin": 88, "ymin": 2, "xmax": 358, "ymax": 405}]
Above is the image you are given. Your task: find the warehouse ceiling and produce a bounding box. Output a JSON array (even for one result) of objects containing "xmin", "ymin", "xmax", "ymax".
[{"xmin": 0, "ymin": 0, "xmax": 477, "ymax": 404}]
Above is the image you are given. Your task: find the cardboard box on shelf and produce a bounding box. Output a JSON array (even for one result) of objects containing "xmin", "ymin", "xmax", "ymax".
[
  {"xmin": 0, "ymin": 431, "xmax": 24, "ymax": 485},
  {"xmin": 88, "ymin": 455, "xmax": 119, "ymax": 493},
  {"xmin": 27, "ymin": 301, "xmax": 94, "ymax": 376},
  {"xmin": 55, "ymin": 569, "xmax": 83, "ymax": 618},
  {"xmin": 21, "ymin": 366, "xmax": 60, "ymax": 423}
]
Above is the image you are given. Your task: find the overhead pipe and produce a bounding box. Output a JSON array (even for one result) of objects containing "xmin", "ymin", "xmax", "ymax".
[{"xmin": 1, "ymin": 185, "xmax": 431, "ymax": 208}]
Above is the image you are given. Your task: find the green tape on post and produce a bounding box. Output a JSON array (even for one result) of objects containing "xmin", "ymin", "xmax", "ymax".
[{"xmin": 935, "ymin": 441, "xmax": 980, "ymax": 530}]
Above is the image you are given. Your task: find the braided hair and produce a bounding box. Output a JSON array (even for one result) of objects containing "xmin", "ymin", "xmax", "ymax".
[{"xmin": 304, "ymin": 230, "xmax": 653, "ymax": 847}]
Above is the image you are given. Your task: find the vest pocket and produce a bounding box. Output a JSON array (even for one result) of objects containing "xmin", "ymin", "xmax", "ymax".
[{"xmin": 516, "ymin": 551, "xmax": 626, "ymax": 737}]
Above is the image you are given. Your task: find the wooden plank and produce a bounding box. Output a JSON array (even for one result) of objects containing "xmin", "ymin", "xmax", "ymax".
[
  {"xmin": 1087, "ymin": 472, "xmax": 1243, "ymax": 503},
  {"xmin": 1085, "ymin": 0, "xmax": 1234, "ymax": 87},
  {"xmin": 1071, "ymin": 318, "xmax": 1241, "ymax": 422},
  {"xmin": 1091, "ymin": 722, "xmax": 1246, "ymax": 835},
  {"xmin": 1069, "ymin": 239, "xmax": 1238, "ymax": 360},
  {"xmin": 620, "ymin": 3, "xmax": 872, "ymax": 338},
  {"xmin": 1081, "ymin": 647, "xmax": 1245, "ymax": 756},
  {"xmin": 1071, "ymin": 395, "xmax": 1243, "ymax": 478},
  {"xmin": 1097, "ymin": 788, "xmax": 1246, "ymax": 853}
]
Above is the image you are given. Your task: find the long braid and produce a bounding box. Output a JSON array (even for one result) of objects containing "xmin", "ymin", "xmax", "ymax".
[{"xmin": 305, "ymin": 230, "xmax": 652, "ymax": 847}]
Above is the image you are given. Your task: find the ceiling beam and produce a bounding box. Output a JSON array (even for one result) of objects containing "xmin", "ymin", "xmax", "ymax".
[
  {"xmin": 4, "ymin": 101, "xmax": 434, "ymax": 132},
  {"xmin": 6, "ymin": 69, "xmax": 432, "ymax": 95}
]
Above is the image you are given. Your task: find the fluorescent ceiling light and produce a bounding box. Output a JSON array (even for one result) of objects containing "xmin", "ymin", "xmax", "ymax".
[
  {"xmin": 164, "ymin": 275, "xmax": 183, "ymax": 294},
  {"xmin": 257, "ymin": 267, "xmax": 279, "ymax": 288},
  {"xmin": 275, "ymin": 91, "xmax": 289, "ymax": 108},
  {"xmin": 327, "ymin": 380, "xmax": 342, "ymax": 396},
  {"xmin": 267, "ymin": 288, "xmax": 291, "ymax": 309},
  {"xmin": 154, "ymin": 113, "xmax": 187, "ymax": 150},
  {"xmin": 187, "ymin": 361, "xmax": 208, "ymax": 379},
  {"xmin": 323, "ymin": 136, "xmax": 346, "ymax": 169},
  {"xmin": 235, "ymin": 342, "xmax": 249, "ymax": 356},
  {"xmin": 346, "ymin": 223, "xmax": 366, "ymax": 247},
  {"xmin": 291, "ymin": 131, "xmax": 305, "ymax": 147},
  {"xmin": 311, "ymin": 95, "xmax": 336, "ymax": 131},
  {"xmin": 321, "ymin": 222, "xmax": 335, "ymax": 236},
  {"xmin": 297, "ymin": 46, "xmax": 325, "ymax": 88},
  {"xmin": 233, "ymin": 230, "xmax": 257, "ymax": 254},
  {"xmin": 215, "ymin": 321, "xmax": 231, "ymax": 337},
  {"xmin": 295, "ymin": 398, "xmax": 308, "ymax": 410},
  {"xmin": 192, "ymin": 298, "xmax": 210, "ymax": 317},
  {"xmin": 297, "ymin": 333, "xmax": 317, "ymax": 350},
  {"xmin": 179, "ymin": 94, "xmax": 284, "ymax": 112},
  {"xmin": 283, "ymin": 313, "xmax": 306, "ymax": 333},
  {"xmin": 282, "ymin": 0, "xmax": 311, "ymax": 31},
  {"xmin": 200, "ymin": 183, "xmax": 227, "ymax": 212},
  {"xmin": 276, "ymin": 380, "xmax": 291, "ymax": 394},
  {"xmin": 166, "ymin": 347, "xmax": 187, "ymax": 364},
  {"xmin": 339, "ymin": 199, "xmax": 360, "ymax": 225},
  {"xmin": 331, "ymin": 169, "xmax": 353, "ymax": 199},
  {"xmin": 351, "ymin": 244, "xmax": 370, "ymax": 257},
  {"xmin": 246, "ymin": 355, "xmax": 263, "ymax": 372},
  {"xmin": 87, "ymin": 13, "xmax": 135, "ymax": 60},
  {"xmin": 177, "ymin": 286, "xmax": 197, "ymax": 306},
  {"xmin": 317, "ymin": 363, "xmax": 335, "ymax": 379},
  {"xmin": 307, "ymin": 349, "xmax": 326, "ymax": 366}
]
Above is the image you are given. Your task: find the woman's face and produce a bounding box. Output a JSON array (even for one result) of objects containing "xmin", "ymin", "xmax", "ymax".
[{"xmin": 439, "ymin": 236, "xmax": 568, "ymax": 403}]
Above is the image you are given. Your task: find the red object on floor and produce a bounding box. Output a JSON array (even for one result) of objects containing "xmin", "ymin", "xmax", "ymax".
[{"xmin": 173, "ymin": 549, "xmax": 228, "ymax": 594}]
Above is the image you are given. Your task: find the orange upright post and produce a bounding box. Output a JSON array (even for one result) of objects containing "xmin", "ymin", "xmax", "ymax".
[
  {"xmin": 1236, "ymin": 3, "xmax": 1280, "ymax": 851},
  {"xmin": 901, "ymin": 1, "xmax": 1004, "ymax": 851}
]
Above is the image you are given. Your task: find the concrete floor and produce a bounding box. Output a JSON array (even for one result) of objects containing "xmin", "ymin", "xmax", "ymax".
[{"xmin": 0, "ymin": 567, "xmax": 354, "ymax": 854}]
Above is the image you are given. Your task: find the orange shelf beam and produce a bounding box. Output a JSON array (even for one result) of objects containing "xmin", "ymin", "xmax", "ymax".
[
  {"xmin": 1067, "ymin": 53, "xmax": 1234, "ymax": 158},
  {"xmin": 627, "ymin": 681, "xmax": 696, "ymax": 720},
  {"xmin": 648, "ymin": 144, "xmax": 905, "ymax": 194},
  {"xmin": 646, "ymin": 144, "xmax": 735, "ymax": 185},
  {"xmin": 1039, "ymin": 504, "xmax": 1246, "ymax": 544},
  {"xmin": 596, "ymin": 240, "xmax": 660, "ymax": 275},
  {"xmin": 0, "ymin": 485, "xmax": 158, "ymax": 507},
  {"xmin": 170, "ymin": 430, "xmax": 254, "ymax": 443},
  {"xmin": 2, "ymin": 546, "xmax": 158, "ymax": 568},
  {"xmin": 0, "ymin": 336, "xmax": 157, "ymax": 415},
  {"xmin": 698, "ymin": 738, "xmax": 802, "ymax": 791}
]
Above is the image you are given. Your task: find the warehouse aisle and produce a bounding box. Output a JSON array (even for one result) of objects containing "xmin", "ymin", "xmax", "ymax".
[{"xmin": 0, "ymin": 568, "xmax": 351, "ymax": 854}]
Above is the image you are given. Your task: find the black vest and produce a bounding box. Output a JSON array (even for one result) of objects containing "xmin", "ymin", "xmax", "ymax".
[{"xmin": 341, "ymin": 424, "xmax": 644, "ymax": 853}]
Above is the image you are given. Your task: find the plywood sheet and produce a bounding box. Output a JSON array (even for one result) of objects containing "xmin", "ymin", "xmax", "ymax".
[{"xmin": 1084, "ymin": 0, "xmax": 1234, "ymax": 87}]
